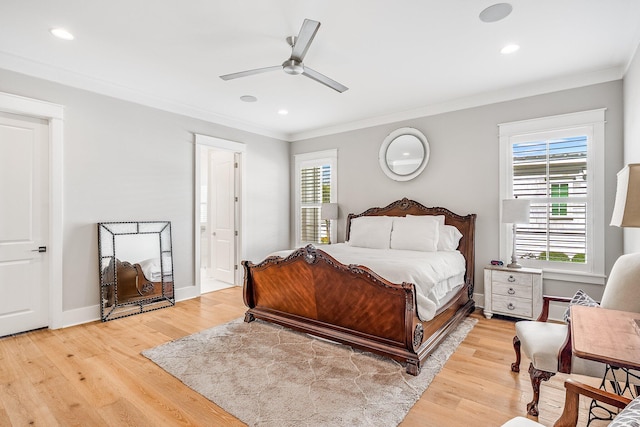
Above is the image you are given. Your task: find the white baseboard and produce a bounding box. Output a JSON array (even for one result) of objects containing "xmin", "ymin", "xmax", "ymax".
[
  {"xmin": 61, "ymin": 304, "xmax": 101, "ymax": 328},
  {"xmin": 473, "ymin": 292, "xmax": 484, "ymax": 308},
  {"xmin": 59, "ymin": 284, "xmax": 201, "ymax": 329}
]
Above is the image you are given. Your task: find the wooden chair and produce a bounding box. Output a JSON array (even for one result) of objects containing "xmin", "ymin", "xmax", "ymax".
[
  {"xmin": 511, "ymin": 253, "xmax": 640, "ymax": 416},
  {"xmin": 502, "ymin": 378, "xmax": 637, "ymax": 426}
]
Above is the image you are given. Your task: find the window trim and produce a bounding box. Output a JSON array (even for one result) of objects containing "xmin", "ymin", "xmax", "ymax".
[
  {"xmin": 499, "ymin": 109, "xmax": 605, "ymax": 284},
  {"xmin": 294, "ymin": 149, "xmax": 337, "ymax": 247}
]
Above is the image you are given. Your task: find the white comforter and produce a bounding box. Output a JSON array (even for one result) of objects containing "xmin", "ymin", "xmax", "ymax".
[{"xmin": 269, "ymin": 243, "xmax": 466, "ymax": 321}]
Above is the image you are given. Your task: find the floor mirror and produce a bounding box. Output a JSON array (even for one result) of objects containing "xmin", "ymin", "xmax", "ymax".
[{"xmin": 98, "ymin": 221, "xmax": 175, "ymax": 321}]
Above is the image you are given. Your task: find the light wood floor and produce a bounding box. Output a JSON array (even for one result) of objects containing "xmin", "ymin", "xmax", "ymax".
[{"xmin": 0, "ymin": 287, "xmax": 606, "ymax": 426}]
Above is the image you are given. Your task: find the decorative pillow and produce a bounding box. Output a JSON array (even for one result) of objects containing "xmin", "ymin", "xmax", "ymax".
[
  {"xmin": 437, "ymin": 225, "xmax": 463, "ymax": 251},
  {"xmin": 390, "ymin": 216, "xmax": 439, "ymax": 252},
  {"xmin": 563, "ymin": 289, "xmax": 599, "ymax": 322},
  {"xmin": 610, "ymin": 395, "xmax": 640, "ymax": 427},
  {"xmin": 348, "ymin": 216, "xmax": 393, "ymax": 249}
]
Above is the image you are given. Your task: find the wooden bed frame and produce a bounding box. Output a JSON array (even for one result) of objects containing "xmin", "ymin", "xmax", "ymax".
[{"xmin": 242, "ymin": 198, "xmax": 476, "ymax": 375}]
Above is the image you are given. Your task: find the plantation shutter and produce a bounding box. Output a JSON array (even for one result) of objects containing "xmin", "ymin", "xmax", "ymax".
[
  {"xmin": 300, "ymin": 164, "xmax": 331, "ymax": 243},
  {"xmin": 512, "ymin": 135, "xmax": 588, "ymax": 263}
]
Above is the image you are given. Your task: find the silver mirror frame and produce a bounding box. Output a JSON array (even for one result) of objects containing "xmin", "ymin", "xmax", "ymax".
[
  {"xmin": 378, "ymin": 127, "xmax": 430, "ymax": 182},
  {"xmin": 98, "ymin": 221, "xmax": 175, "ymax": 321}
]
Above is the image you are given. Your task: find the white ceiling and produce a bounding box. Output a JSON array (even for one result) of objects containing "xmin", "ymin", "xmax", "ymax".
[{"xmin": 1, "ymin": 1, "xmax": 639, "ymax": 141}]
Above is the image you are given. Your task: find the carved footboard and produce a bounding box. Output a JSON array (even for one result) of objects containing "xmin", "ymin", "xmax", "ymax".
[{"xmin": 242, "ymin": 244, "xmax": 474, "ymax": 375}]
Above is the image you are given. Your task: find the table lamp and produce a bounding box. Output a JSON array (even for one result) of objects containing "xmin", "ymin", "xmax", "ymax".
[
  {"xmin": 320, "ymin": 203, "xmax": 338, "ymax": 244},
  {"xmin": 610, "ymin": 163, "xmax": 640, "ymax": 333},
  {"xmin": 502, "ymin": 198, "xmax": 530, "ymax": 268},
  {"xmin": 610, "ymin": 163, "xmax": 640, "ymax": 227}
]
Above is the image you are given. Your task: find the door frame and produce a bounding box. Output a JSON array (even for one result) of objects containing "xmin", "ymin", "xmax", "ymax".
[
  {"xmin": 194, "ymin": 134, "xmax": 246, "ymax": 292},
  {"xmin": 0, "ymin": 91, "xmax": 64, "ymax": 329}
]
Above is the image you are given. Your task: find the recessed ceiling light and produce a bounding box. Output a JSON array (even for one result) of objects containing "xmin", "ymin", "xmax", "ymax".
[
  {"xmin": 278, "ymin": 109, "xmax": 289, "ymax": 116},
  {"xmin": 240, "ymin": 95, "xmax": 257, "ymax": 102},
  {"xmin": 501, "ymin": 44, "xmax": 520, "ymax": 54},
  {"xmin": 479, "ymin": 3, "xmax": 513, "ymax": 23},
  {"xmin": 50, "ymin": 27, "xmax": 74, "ymax": 40}
]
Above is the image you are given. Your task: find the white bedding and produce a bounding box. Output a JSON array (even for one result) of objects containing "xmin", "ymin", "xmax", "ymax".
[
  {"xmin": 269, "ymin": 243, "xmax": 466, "ymax": 322},
  {"xmin": 137, "ymin": 255, "xmax": 172, "ymax": 281}
]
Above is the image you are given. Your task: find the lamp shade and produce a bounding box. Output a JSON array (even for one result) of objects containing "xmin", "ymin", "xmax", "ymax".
[
  {"xmin": 611, "ymin": 163, "xmax": 640, "ymax": 227},
  {"xmin": 321, "ymin": 203, "xmax": 339, "ymax": 220},
  {"xmin": 502, "ymin": 199, "xmax": 530, "ymax": 224}
]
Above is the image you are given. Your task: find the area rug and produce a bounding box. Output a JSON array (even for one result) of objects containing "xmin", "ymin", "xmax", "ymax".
[{"xmin": 142, "ymin": 317, "xmax": 477, "ymax": 427}]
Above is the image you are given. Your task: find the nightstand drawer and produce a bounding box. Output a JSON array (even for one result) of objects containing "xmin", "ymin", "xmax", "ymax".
[
  {"xmin": 492, "ymin": 270, "xmax": 532, "ymax": 286},
  {"xmin": 492, "ymin": 282, "xmax": 532, "ymax": 299},
  {"xmin": 492, "ymin": 295, "xmax": 533, "ymax": 318}
]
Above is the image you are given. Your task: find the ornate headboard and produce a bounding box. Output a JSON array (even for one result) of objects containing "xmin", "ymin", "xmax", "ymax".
[{"xmin": 346, "ymin": 198, "xmax": 476, "ymax": 290}]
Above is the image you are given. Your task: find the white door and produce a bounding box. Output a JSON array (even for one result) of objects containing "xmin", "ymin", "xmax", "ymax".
[
  {"xmin": 208, "ymin": 149, "xmax": 235, "ymax": 284},
  {"xmin": 0, "ymin": 111, "xmax": 49, "ymax": 336}
]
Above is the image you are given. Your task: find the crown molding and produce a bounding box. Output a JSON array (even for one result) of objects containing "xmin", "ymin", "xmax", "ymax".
[
  {"xmin": 288, "ymin": 66, "xmax": 624, "ymax": 142},
  {"xmin": 0, "ymin": 51, "xmax": 289, "ymax": 141}
]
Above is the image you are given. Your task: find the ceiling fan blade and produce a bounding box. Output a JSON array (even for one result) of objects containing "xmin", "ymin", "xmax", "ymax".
[
  {"xmin": 220, "ymin": 65, "xmax": 281, "ymax": 81},
  {"xmin": 302, "ymin": 67, "xmax": 349, "ymax": 93},
  {"xmin": 291, "ymin": 19, "xmax": 320, "ymax": 61}
]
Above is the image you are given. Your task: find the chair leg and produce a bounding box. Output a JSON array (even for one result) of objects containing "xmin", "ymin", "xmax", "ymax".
[
  {"xmin": 511, "ymin": 335, "xmax": 521, "ymax": 372},
  {"xmin": 527, "ymin": 363, "xmax": 555, "ymax": 416}
]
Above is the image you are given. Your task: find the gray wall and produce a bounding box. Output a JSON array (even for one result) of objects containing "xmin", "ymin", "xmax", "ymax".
[
  {"xmin": 291, "ymin": 81, "xmax": 624, "ymax": 300},
  {"xmin": 623, "ymin": 43, "xmax": 640, "ymax": 253},
  {"xmin": 0, "ymin": 68, "xmax": 290, "ymax": 316},
  {"xmin": 0, "ymin": 64, "xmax": 628, "ymax": 320}
]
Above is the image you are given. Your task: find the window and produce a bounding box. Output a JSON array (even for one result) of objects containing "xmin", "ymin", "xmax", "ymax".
[
  {"xmin": 295, "ymin": 149, "xmax": 337, "ymax": 246},
  {"xmin": 551, "ymin": 183, "xmax": 569, "ymax": 216},
  {"xmin": 499, "ymin": 110, "xmax": 605, "ymax": 283}
]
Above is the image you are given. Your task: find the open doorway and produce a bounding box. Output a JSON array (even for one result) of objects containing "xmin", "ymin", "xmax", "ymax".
[{"xmin": 194, "ymin": 135, "xmax": 245, "ymax": 294}]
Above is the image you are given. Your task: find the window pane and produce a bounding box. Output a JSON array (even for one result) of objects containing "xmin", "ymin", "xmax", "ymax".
[
  {"xmin": 513, "ymin": 141, "xmax": 548, "ymax": 198},
  {"xmin": 517, "ymin": 203, "xmax": 586, "ymax": 263},
  {"xmin": 512, "ymin": 135, "xmax": 588, "ymax": 264},
  {"xmin": 321, "ymin": 165, "xmax": 331, "ymax": 203}
]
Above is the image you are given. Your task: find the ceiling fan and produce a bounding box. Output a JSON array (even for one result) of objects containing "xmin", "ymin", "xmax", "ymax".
[{"xmin": 220, "ymin": 19, "xmax": 348, "ymax": 93}]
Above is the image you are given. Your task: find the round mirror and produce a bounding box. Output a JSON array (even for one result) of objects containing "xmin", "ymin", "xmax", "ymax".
[{"xmin": 379, "ymin": 127, "xmax": 430, "ymax": 181}]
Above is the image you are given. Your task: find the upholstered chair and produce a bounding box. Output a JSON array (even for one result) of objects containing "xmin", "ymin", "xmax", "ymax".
[
  {"xmin": 501, "ymin": 378, "xmax": 638, "ymax": 427},
  {"xmin": 511, "ymin": 252, "xmax": 640, "ymax": 416}
]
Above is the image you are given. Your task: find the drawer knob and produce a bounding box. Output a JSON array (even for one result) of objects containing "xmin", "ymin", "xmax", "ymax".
[
  {"xmin": 508, "ymin": 287, "xmax": 515, "ymax": 295},
  {"xmin": 508, "ymin": 275, "xmax": 516, "ymax": 282},
  {"xmin": 507, "ymin": 303, "xmax": 515, "ymax": 310}
]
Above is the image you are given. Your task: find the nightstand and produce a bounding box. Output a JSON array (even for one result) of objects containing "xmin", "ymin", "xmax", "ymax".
[{"xmin": 484, "ymin": 265, "xmax": 542, "ymax": 320}]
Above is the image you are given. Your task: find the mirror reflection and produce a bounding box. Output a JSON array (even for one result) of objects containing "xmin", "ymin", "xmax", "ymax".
[
  {"xmin": 385, "ymin": 134, "xmax": 425, "ymax": 175},
  {"xmin": 379, "ymin": 127, "xmax": 430, "ymax": 181},
  {"xmin": 98, "ymin": 221, "xmax": 174, "ymax": 321}
]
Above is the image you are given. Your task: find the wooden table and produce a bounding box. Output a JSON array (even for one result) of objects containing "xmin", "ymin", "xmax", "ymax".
[
  {"xmin": 567, "ymin": 305, "xmax": 640, "ymax": 425},
  {"xmin": 571, "ymin": 305, "xmax": 640, "ymax": 371}
]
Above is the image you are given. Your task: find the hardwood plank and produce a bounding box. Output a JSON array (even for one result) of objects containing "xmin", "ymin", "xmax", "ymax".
[
  {"xmin": 0, "ymin": 287, "xmax": 614, "ymax": 426},
  {"xmin": 0, "ymin": 377, "xmax": 58, "ymax": 426}
]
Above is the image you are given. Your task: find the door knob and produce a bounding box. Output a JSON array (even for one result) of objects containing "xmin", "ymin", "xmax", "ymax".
[{"xmin": 31, "ymin": 246, "xmax": 47, "ymax": 253}]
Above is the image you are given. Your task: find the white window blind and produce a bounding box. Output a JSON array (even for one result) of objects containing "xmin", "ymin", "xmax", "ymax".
[
  {"xmin": 512, "ymin": 136, "xmax": 587, "ymax": 263},
  {"xmin": 295, "ymin": 150, "xmax": 337, "ymax": 246}
]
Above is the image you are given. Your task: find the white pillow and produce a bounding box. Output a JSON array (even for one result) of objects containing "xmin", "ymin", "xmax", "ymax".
[
  {"xmin": 409, "ymin": 214, "xmax": 445, "ymax": 226},
  {"xmin": 348, "ymin": 216, "xmax": 393, "ymax": 249},
  {"xmin": 437, "ymin": 224, "xmax": 463, "ymax": 251},
  {"xmin": 390, "ymin": 216, "xmax": 439, "ymax": 252}
]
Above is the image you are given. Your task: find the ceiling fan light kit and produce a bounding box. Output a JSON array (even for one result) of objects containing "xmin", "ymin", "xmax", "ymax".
[{"xmin": 220, "ymin": 19, "xmax": 348, "ymax": 93}]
